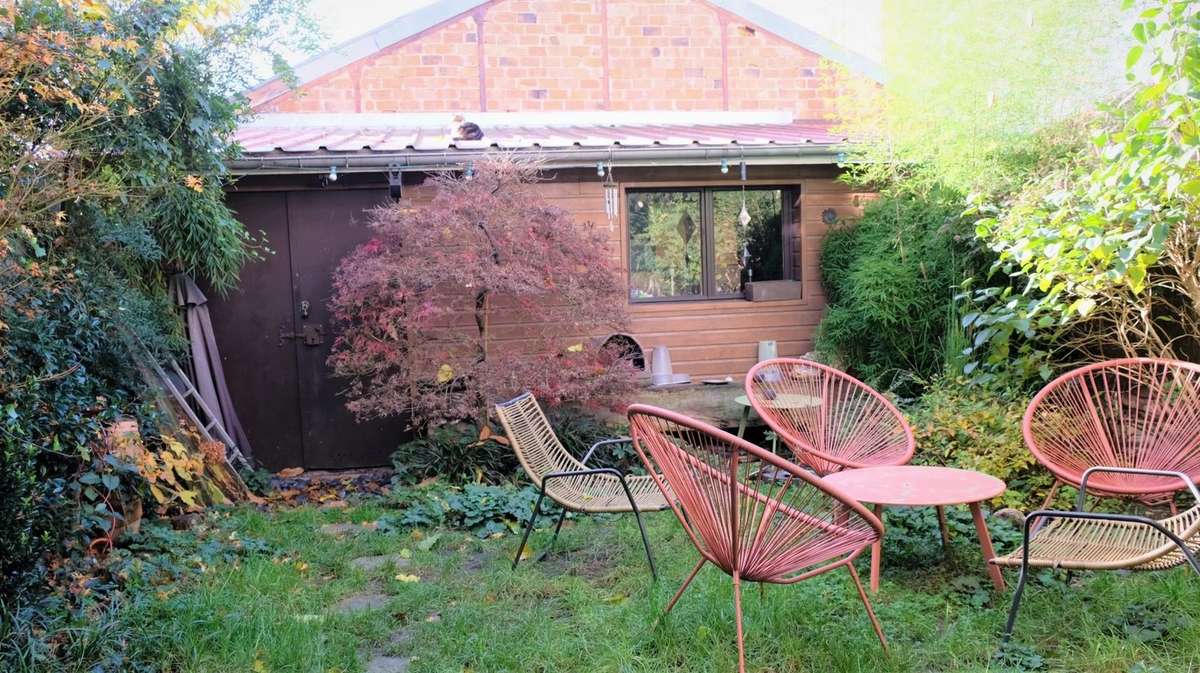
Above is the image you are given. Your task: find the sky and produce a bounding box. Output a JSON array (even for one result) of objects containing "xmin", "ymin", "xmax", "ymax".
[{"xmin": 299, "ymin": 0, "xmax": 882, "ymax": 63}]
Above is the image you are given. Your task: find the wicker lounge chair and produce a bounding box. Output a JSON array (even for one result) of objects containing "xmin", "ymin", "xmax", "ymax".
[
  {"xmin": 494, "ymin": 392, "xmax": 670, "ymax": 577},
  {"xmin": 627, "ymin": 404, "xmax": 887, "ymax": 673},
  {"xmin": 1025, "ymin": 358, "xmax": 1200, "ymax": 511},
  {"xmin": 745, "ymin": 358, "xmax": 914, "ymax": 475},
  {"xmin": 992, "ymin": 466, "xmax": 1200, "ymax": 643}
]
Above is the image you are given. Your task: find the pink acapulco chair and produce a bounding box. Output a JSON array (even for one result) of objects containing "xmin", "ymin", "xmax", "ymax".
[
  {"xmin": 1024, "ymin": 358, "xmax": 1200, "ymax": 511},
  {"xmin": 627, "ymin": 404, "xmax": 887, "ymax": 673},
  {"xmin": 745, "ymin": 358, "xmax": 914, "ymax": 475}
]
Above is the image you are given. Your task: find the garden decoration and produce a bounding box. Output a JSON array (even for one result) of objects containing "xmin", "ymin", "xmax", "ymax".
[
  {"xmin": 993, "ymin": 466, "xmax": 1200, "ymax": 644},
  {"xmin": 746, "ymin": 358, "xmax": 914, "ymax": 475},
  {"xmin": 823, "ymin": 465, "xmax": 1008, "ymax": 592},
  {"xmin": 627, "ymin": 404, "xmax": 887, "ymax": 673},
  {"xmin": 1024, "ymin": 358, "xmax": 1200, "ymax": 511},
  {"xmin": 494, "ymin": 393, "xmax": 669, "ymax": 577}
]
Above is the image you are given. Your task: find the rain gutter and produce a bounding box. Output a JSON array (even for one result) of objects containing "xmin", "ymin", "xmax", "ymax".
[{"xmin": 228, "ymin": 143, "xmax": 846, "ymax": 175}]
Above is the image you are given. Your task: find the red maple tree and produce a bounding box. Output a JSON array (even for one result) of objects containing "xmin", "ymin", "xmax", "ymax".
[{"xmin": 328, "ymin": 156, "xmax": 638, "ymax": 432}]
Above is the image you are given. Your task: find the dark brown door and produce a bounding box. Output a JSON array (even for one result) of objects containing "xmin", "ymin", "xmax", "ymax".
[{"xmin": 211, "ymin": 186, "xmax": 408, "ymax": 470}]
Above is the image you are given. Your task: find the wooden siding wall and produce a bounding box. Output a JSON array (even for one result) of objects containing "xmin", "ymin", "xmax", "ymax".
[{"xmin": 390, "ymin": 165, "xmax": 866, "ymax": 379}]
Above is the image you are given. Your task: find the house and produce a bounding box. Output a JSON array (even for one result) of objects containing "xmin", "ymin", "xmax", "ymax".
[{"xmin": 212, "ymin": 0, "xmax": 881, "ymax": 470}]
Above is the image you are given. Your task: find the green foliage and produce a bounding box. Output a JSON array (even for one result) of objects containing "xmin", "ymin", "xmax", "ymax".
[
  {"xmin": 836, "ymin": 0, "xmax": 1125, "ymax": 196},
  {"xmin": 877, "ymin": 506, "xmax": 1021, "ymax": 571},
  {"xmin": 391, "ymin": 424, "xmax": 517, "ymax": 485},
  {"xmin": 1106, "ymin": 603, "xmax": 1192, "ymax": 644},
  {"xmin": 389, "ymin": 482, "xmax": 542, "ymax": 538},
  {"xmin": 966, "ymin": 0, "xmax": 1200, "ymax": 371},
  {"xmin": 0, "ymin": 514, "xmax": 273, "ymax": 673},
  {"xmin": 815, "ymin": 190, "xmax": 978, "ymax": 393},
  {"xmin": 0, "ymin": 0, "xmax": 316, "ymax": 595},
  {"xmin": 909, "ymin": 377, "xmax": 1052, "ymax": 509},
  {"xmin": 544, "ymin": 408, "xmax": 635, "ymax": 471}
]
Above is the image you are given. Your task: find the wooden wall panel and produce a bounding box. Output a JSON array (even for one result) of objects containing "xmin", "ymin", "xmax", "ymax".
[{"xmin": 230, "ymin": 166, "xmax": 870, "ymax": 382}]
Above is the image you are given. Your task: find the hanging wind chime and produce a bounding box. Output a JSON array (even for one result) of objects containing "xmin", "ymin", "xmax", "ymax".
[
  {"xmin": 737, "ymin": 159, "xmax": 752, "ymax": 284},
  {"xmin": 601, "ymin": 155, "xmax": 619, "ymax": 231}
]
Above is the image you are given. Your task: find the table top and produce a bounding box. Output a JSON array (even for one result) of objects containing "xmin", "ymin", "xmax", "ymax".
[{"xmin": 822, "ymin": 465, "xmax": 1006, "ymax": 506}]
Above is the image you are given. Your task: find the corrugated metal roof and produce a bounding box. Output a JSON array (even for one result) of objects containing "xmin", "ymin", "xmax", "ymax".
[{"xmin": 236, "ymin": 111, "xmax": 845, "ymax": 155}]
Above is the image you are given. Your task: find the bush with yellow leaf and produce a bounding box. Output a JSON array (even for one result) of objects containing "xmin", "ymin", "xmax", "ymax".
[{"xmin": 909, "ymin": 377, "xmax": 1052, "ymax": 509}]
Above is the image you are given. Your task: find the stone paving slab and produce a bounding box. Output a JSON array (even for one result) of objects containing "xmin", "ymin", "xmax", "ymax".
[
  {"xmin": 350, "ymin": 554, "xmax": 411, "ymax": 572},
  {"xmin": 333, "ymin": 592, "xmax": 391, "ymax": 614},
  {"xmin": 365, "ymin": 656, "xmax": 410, "ymax": 673}
]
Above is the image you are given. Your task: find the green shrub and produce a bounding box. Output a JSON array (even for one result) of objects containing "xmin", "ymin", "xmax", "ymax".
[
  {"xmin": 391, "ymin": 424, "xmax": 517, "ymax": 485},
  {"xmin": 908, "ymin": 377, "xmax": 1052, "ymax": 509},
  {"xmin": 816, "ymin": 190, "xmax": 979, "ymax": 395},
  {"xmin": 389, "ymin": 482, "xmax": 543, "ymax": 538},
  {"xmin": 544, "ymin": 408, "xmax": 636, "ymax": 472}
]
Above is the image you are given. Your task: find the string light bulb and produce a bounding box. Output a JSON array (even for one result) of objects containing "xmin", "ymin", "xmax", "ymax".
[
  {"xmin": 327, "ymin": 165, "xmax": 338, "ymax": 182},
  {"xmin": 720, "ymin": 159, "xmax": 729, "ymax": 174},
  {"xmin": 464, "ymin": 162, "xmax": 475, "ymax": 180},
  {"xmin": 596, "ymin": 161, "xmax": 606, "ymax": 177}
]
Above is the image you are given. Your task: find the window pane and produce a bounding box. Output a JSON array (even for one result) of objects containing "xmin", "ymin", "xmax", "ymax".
[
  {"xmin": 712, "ymin": 189, "xmax": 784, "ymax": 294},
  {"xmin": 628, "ymin": 191, "xmax": 702, "ymax": 300}
]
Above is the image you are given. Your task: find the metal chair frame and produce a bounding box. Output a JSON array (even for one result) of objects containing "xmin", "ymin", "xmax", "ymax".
[
  {"xmin": 1024, "ymin": 358, "xmax": 1200, "ymax": 511},
  {"xmin": 745, "ymin": 358, "xmax": 914, "ymax": 475},
  {"xmin": 628, "ymin": 404, "xmax": 888, "ymax": 673},
  {"xmin": 495, "ymin": 393, "xmax": 666, "ymax": 579},
  {"xmin": 1001, "ymin": 466, "xmax": 1200, "ymax": 644}
]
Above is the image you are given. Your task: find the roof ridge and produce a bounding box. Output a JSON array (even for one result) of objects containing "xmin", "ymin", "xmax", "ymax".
[{"xmin": 248, "ymin": 0, "xmax": 883, "ymax": 107}]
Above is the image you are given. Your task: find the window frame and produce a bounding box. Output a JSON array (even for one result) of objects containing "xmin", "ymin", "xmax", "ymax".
[{"xmin": 625, "ymin": 185, "xmax": 795, "ymax": 304}]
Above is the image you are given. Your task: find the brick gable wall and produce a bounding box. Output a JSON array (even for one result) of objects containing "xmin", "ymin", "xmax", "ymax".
[{"xmin": 253, "ymin": 0, "xmax": 862, "ymax": 117}]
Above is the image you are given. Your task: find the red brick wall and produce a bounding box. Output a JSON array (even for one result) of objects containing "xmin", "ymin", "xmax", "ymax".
[{"xmin": 253, "ymin": 0, "xmax": 865, "ymax": 117}]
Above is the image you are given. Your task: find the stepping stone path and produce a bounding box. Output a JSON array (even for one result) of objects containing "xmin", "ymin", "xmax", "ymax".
[
  {"xmin": 318, "ymin": 522, "xmax": 362, "ymax": 536},
  {"xmin": 333, "ymin": 592, "xmax": 391, "ymax": 614},
  {"xmin": 350, "ymin": 554, "xmax": 411, "ymax": 572},
  {"xmin": 364, "ymin": 656, "xmax": 410, "ymax": 673},
  {"xmin": 319, "ymin": 521, "xmax": 422, "ymax": 672}
]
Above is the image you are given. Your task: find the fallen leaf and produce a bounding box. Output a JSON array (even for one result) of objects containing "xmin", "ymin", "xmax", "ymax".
[
  {"xmin": 399, "ymin": 548, "xmax": 412, "ymax": 559},
  {"xmin": 426, "ymin": 612, "xmax": 441, "ymax": 622},
  {"xmin": 395, "ymin": 573, "xmax": 421, "ymax": 583},
  {"xmin": 417, "ymin": 534, "xmax": 441, "ymax": 551},
  {"xmin": 277, "ymin": 467, "xmax": 304, "ymax": 478},
  {"xmin": 252, "ymin": 659, "xmax": 268, "ymax": 673},
  {"xmin": 603, "ymin": 592, "xmax": 628, "ymax": 605}
]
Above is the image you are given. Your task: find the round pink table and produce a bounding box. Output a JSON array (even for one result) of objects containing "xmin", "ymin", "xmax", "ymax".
[{"xmin": 823, "ymin": 465, "xmax": 1007, "ymax": 593}]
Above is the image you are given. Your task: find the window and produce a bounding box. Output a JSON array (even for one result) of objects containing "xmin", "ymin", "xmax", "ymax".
[{"xmin": 627, "ymin": 187, "xmax": 790, "ymax": 301}]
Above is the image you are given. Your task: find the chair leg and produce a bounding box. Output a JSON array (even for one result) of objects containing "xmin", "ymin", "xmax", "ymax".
[
  {"xmin": 936, "ymin": 505, "xmax": 951, "ymax": 554},
  {"xmin": 1001, "ymin": 565, "xmax": 1031, "ymax": 644},
  {"xmin": 846, "ymin": 563, "xmax": 888, "ymax": 653},
  {"xmin": 733, "ymin": 570, "xmax": 747, "ymax": 673},
  {"xmin": 616, "ymin": 474, "xmax": 658, "ymax": 580},
  {"xmin": 513, "ymin": 488, "xmax": 547, "ymax": 570},
  {"xmin": 535, "ymin": 507, "xmax": 568, "ymax": 562},
  {"xmin": 665, "ymin": 558, "xmax": 706, "ymax": 614},
  {"xmin": 1041, "ymin": 480, "xmax": 1062, "ymax": 509},
  {"xmin": 662, "ymin": 556, "xmax": 705, "ymax": 614}
]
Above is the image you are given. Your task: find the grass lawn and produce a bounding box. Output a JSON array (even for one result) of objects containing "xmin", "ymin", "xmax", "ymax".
[{"xmin": 117, "ymin": 499, "xmax": 1200, "ymax": 673}]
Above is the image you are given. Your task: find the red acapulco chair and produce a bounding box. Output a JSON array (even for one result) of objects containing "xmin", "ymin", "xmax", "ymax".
[
  {"xmin": 745, "ymin": 358, "xmax": 915, "ymax": 475},
  {"xmin": 627, "ymin": 404, "xmax": 887, "ymax": 673},
  {"xmin": 1025, "ymin": 358, "xmax": 1200, "ymax": 512}
]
